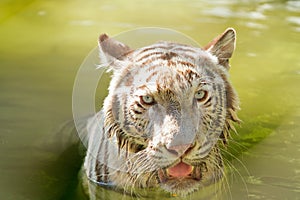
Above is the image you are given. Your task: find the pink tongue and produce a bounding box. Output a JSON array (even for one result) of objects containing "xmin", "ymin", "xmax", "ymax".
[{"xmin": 168, "ymin": 162, "xmax": 193, "ymax": 178}]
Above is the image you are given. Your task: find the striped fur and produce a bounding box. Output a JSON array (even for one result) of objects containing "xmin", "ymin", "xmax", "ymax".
[{"xmin": 83, "ymin": 28, "xmax": 240, "ymax": 197}]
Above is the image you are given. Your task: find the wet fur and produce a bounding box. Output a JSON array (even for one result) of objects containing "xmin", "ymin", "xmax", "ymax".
[{"xmin": 82, "ymin": 28, "xmax": 240, "ymax": 198}]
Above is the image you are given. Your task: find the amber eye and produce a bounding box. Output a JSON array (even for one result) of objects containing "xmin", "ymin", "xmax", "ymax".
[
  {"xmin": 194, "ymin": 90, "xmax": 208, "ymax": 102},
  {"xmin": 140, "ymin": 95, "xmax": 155, "ymax": 105}
]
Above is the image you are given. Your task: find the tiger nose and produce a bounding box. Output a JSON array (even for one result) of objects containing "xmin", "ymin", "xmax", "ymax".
[{"xmin": 166, "ymin": 144, "xmax": 193, "ymax": 156}]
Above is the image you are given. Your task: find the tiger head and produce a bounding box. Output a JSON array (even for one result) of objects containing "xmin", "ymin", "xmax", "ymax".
[{"xmin": 99, "ymin": 28, "xmax": 240, "ymax": 196}]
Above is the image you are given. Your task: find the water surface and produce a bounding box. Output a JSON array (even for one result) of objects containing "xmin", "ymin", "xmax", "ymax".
[{"xmin": 0, "ymin": 0, "xmax": 299, "ymax": 199}]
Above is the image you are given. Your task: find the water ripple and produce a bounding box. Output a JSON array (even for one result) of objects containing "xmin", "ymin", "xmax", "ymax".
[{"xmin": 202, "ymin": 7, "xmax": 266, "ymax": 20}]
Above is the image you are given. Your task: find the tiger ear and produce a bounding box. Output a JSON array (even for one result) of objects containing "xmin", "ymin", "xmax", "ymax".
[
  {"xmin": 204, "ymin": 28, "xmax": 236, "ymax": 70},
  {"xmin": 98, "ymin": 34, "xmax": 132, "ymax": 70}
]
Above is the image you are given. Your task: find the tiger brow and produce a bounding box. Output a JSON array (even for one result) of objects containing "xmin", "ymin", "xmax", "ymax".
[
  {"xmin": 197, "ymin": 78, "xmax": 213, "ymax": 87},
  {"xmin": 136, "ymin": 84, "xmax": 157, "ymax": 94}
]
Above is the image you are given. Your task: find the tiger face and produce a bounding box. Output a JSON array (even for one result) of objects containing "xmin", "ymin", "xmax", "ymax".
[{"xmin": 85, "ymin": 28, "xmax": 240, "ymax": 197}]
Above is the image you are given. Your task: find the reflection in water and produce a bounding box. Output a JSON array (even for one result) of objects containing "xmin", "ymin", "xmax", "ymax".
[
  {"xmin": 0, "ymin": 0, "xmax": 299, "ymax": 199},
  {"xmin": 82, "ymin": 173, "xmax": 227, "ymax": 200}
]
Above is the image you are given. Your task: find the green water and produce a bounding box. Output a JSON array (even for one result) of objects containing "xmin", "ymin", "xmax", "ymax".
[{"xmin": 0, "ymin": 0, "xmax": 299, "ymax": 199}]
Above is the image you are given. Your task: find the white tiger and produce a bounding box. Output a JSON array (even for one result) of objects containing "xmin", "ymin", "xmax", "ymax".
[{"xmin": 81, "ymin": 28, "xmax": 240, "ymax": 198}]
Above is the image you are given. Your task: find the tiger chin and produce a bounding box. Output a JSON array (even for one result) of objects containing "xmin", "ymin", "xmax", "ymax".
[{"xmin": 81, "ymin": 28, "xmax": 240, "ymax": 198}]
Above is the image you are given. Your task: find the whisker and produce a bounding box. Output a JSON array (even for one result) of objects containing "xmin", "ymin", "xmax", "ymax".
[
  {"xmin": 220, "ymin": 148, "xmax": 251, "ymax": 177},
  {"xmin": 208, "ymin": 153, "xmax": 232, "ymax": 200},
  {"xmin": 221, "ymin": 152, "xmax": 250, "ymax": 199}
]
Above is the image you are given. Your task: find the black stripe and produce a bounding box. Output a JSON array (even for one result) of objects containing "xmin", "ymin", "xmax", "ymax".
[
  {"xmin": 197, "ymin": 146, "xmax": 211, "ymax": 157},
  {"xmin": 139, "ymin": 46, "xmax": 168, "ymax": 54},
  {"xmin": 132, "ymin": 109, "xmax": 143, "ymax": 115},
  {"xmin": 136, "ymin": 102, "xmax": 146, "ymax": 110},
  {"xmin": 177, "ymin": 60, "xmax": 196, "ymax": 68},
  {"xmin": 146, "ymin": 70, "xmax": 159, "ymax": 82},
  {"xmin": 95, "ymin": 126, "xmax": 105, "ymax": 182},
  {"xmin": 103, "ymin": 137, "xmax": 109, "ymax": 183},
  {"xmin": 203, "ymin": 97, "xmax": 212, "ymax": 107},
  {"xmin": 173, "ymin": 47, "xmax": 198, "ymax": 54},
  {"xmin": 136, "ymin": 52, "xmax": 164, "ymax": 62}
]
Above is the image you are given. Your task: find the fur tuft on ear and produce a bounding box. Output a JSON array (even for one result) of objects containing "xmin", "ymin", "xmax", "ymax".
[
  {"xmin": 98, "ymin": 34, "xmax": 132, "ymax": 70},
  {"xmin": 204, "ymin": 28, "xmax": 236, "ymax": 70}
]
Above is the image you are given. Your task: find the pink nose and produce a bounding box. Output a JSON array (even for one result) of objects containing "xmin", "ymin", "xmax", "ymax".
[{"xmin": 167, "ymin": 144, "xmax": 193, "ymax": 156}]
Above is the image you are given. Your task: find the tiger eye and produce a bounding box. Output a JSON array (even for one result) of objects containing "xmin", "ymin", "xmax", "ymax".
[
  {"xmin": 140, "ymin": 95, "xmax": 155, "ymax": 105},
  {"xmin": 194, "ymin": 90, "xmax": 208, "ymax": 102}
]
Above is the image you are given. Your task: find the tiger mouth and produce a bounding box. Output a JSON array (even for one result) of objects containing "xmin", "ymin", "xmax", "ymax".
[{"xmin": 157, "ymin": 161, "xmax": 202, "ymax": 183}]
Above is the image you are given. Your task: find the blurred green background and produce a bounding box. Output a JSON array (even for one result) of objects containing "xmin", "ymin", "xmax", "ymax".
[{"xmin": 0, "ymin": 0, "xmax": 299, "ymax": 199}]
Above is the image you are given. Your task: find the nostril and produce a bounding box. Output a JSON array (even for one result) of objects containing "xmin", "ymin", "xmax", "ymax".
[{"xmin": 166, "ymin": 144, "xmax": 193, "ymax": 156}]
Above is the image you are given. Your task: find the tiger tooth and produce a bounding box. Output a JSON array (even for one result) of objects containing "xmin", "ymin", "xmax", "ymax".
[{"xmin": 195, "ymin": 166, "xmax": 201, "ymax": 180}]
